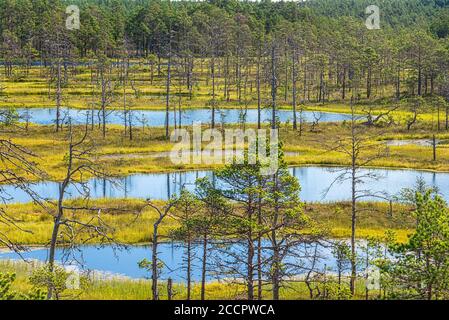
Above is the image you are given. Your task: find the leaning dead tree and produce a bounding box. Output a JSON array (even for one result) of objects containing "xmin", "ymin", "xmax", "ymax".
[
  {"xmin": 362, "ymin": 104, "xmax": 399, "ymax": 127},
  {"xmin": 323, "ymin": 98, "xmax": 388, "ymax": 295},
  {"xmin": 46, "ymin": 122, "xmax": 126, "ymax": 299}
]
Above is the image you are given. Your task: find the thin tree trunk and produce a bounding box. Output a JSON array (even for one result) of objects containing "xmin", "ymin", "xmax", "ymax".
[
  {"xmin": 257, "ymin": 196, "xmax": 262, "ymax": 300},
  {"xmin": 271, "ymin": 45, "xmax": 277, "ymax": 130},
  {"xmin": 417, "ymin": 57, "xmax": 422, "ymax": 96},
  {"xmin": 396, "ymin": 67, "xmax": 400, "ymax": 100},
  {"xmin": 152, "ymin": 222, "xmax": 160, "ymax": 300},
  {"xmin": 292, "ymin": 48, "xmax": 297, "ymax": 130},
  {"xmin": 123, "ymin": 59, "xmax": 128, "ymax": 137},
  {"xmin": 211, "ymin": 57, "xmax": 216, "ymax": 128},
  {"xmin": 186, "ymin": 236, "xmax": 192, "ymax": 300},
  {"xmin": 284, "ymin": 49, "xmax": 288, "ymax": 102},
  {"xmin": 271, "ymin": 174, "xmax": 280, "ymax": 300},
  {"xmin": 56, "ymin": 60, "xmax": 62, "ymax": 132},
  {"xmin": 247, "ymin": 236, "xmax": 254, "ymax": 300},
  {"xmin": 366, "ymin": 67, "xmax": 371, "ymax": 99},
  {"xmin": 350, "ymin": 111, "xmax": 357, "ymax": 296},
  {"xmin": 446, "ymin": 105, "xmax": 449, "ymax": 130},
  {"xmin": 201, "ymin": 233, "xmax": 208, "ymax": 300},
  {"xmin": 100, "ymin": 66, "xmax": 107, "ymax": 139},
  {"xmin": 165, "ymin": 44, "xmax": 172, "ymax": 139}
]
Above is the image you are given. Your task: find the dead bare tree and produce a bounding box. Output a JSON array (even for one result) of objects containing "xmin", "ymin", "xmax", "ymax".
[
  {"xmin": 405, "ymin": 98, "xmax": 425, "ymax": 131},
  {"xmin": 310, "ymin": 111, "xmax": 323, "ymax": 132},
  {"xmin": 42, "ymin": 29, "xmax": 72, "ymax": 132},
  {"xmin": 169, "ymin": 189, "xmax": 201, "ymax": 300},
  {"xmin": 46, "ymin": 122, "xmax": 124, "ymax": 299},
  {"xmin": 145, "ymin": 198, "xmax": 179, "ymax": 300},
  {"xmin": 363, "ymin": 104, "xmax": 398, "ymax": 127},
  {"xmin": 95, "ymin": 55, "xmax": 115, "ymax": 138},
  {"xmin": 323, "ymin": 98, "xmax": 388, "ymax": 295},
  {"xmin": 270, "ymin": 41, "xmax": 279, "ymax": 130}
]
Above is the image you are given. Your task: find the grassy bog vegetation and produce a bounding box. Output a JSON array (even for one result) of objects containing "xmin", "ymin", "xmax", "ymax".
[{"xmin": 1, "ymin": 0, "xmax": 449, "ymax": 301}]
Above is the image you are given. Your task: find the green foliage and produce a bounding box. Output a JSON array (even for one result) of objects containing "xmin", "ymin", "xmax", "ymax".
[
  {"xmin": 138, "ymin": 258, "xmax": 163, "ymax": 278},
  {"xmin": 0, "ymin": 272, "xmax": 46, "ymax": 300},
  {"xmin": 324, "ymin": 281, "xmax": 353, "ymax": 300},
  {"xmin": 0, "ymin": 272, "xmax": 16, "ymax": 300},
  {"xmin": 332, "ymin": 241, "xmax": 352, "ymax": 275},
  {"xmin": 430, "ymin": 8, "xmax": 449, "ymax": 38},
  {"xmin": 29, "ymin": 264, "xmax": 88, "ymax": 300},
  {"xmin": 0, "ymin": 108, "xmax": 19, "ymax": 126},
  {"xmin": 379, "ymin": 191, "xmax": 449, "ymax": 299}
]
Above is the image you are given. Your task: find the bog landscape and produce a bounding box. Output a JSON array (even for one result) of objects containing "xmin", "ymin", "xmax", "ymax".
[{"xmin": 1, "ymin": 0, "xmax": 449, "ymax": 301}]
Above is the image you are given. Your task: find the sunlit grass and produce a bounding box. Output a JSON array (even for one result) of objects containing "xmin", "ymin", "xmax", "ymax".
[
  {"xmin": 2, "ymin": 120, "xmax": 449, "ymax": 182},
  {"xmin": 1, "ymin": 259, "xmax": 381, "ymax": 300},
  {"xmin": 0, "ymin": 199, "xmax": 415, "ymax": 246}
]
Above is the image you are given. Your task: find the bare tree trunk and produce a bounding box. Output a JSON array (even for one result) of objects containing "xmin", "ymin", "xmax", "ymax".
[
  {"xmin": 437, "ymin": 105, "xmax": 440, "ymax": 131},
  {"xmin": 417, "ymin": 57, "xmax": 422, "ymax": 96},
  {"xmin": 247, "ymin": 235, "xmax": 255, "ymax": 300},
  {"xmin": 433, "ymin": 134, "xmax": 437, "ymax": 161},
  {"xmin": 55, "ymin": 60, "xmax": 62, "ymax": 132},
  {"xmin": 167, "ymin": 278, "xmax": 173, "ymax": 300},
  {"xmin": 271, "ymin": 176, "xmax": 280, "ymax": 300},
  {"xmin": 211, "ymin": 57, "xmax": 216, "ymax": 128},
  {"xmin": 225, "ymin": 56, "xmax": 230, "ymax": 102},
  {"xmin": 201, "ymin": 233, "xmax": 208, "ymax": 300},
  {"xmin": 165, "ymin": 43, "xmax": 172, "ymax": 139},
  {"xmin": 146, "ymin": 201, "xmax": 175, "ymax": 301},
  {"xmin": 292, "ymin": 47, "xmax": 297, "ymax": 130},
  {"xmin": 47, "ymin": 198, "xmax": 63, "ymax": 300},
  {"xmin": 446, "ymin": 104, "xmax": 449, "ymax": 130},
  {"xmin": 350, "ymin": 110, "xmax": 357, "ymax": 296},
  {"xmin": 152, "ymin": 222, "xmax": 160, "ymax": 300},
  {"xmin": 284, "ymin": 49, "xmax": 288, "ymax": 102},
  {"xmin": 123, "ymin": 58, "xmax": 128, "ymax": 137},
  {"xmin": 271, "ymin": 45, "xmax": 277, "ymax": 130},
  {"xmin": 365, "ymin": 246, "xmax": 369, "ymax": 300},
  {"xmin": 257, "ymin": 53, "xmax": 261, "ymax": 130},
  {"xmin": 48, "ymin": 137, "xmax": 74, "ymax": 299},
  {"xmin": 186, "ymin": 237, "xmax": 192, "ymax": 300},
  {"xmin": 100, "ymin": 66, "xmax": 107, "ymax": 139},
  {"xmin": 396, "ymin": 67, "xmax": 400, "ymax": 100},
  {"xmin": 271, "ymin": 201, "xmax": 280, "ymax": 300},
  {"xmin": 272, "ymin": 234, "xmax": 280, "ymax": 300},
  {"xmin": 366, "ymin": 67, "xmax": 372, "ymax": 99},
  {"xmin": 319, "ymin": 71, "xmax": 324, "ymax": 102},
  {"xmin": 257, "ymin": 198, "xmax": 262, "ymax": 300}
]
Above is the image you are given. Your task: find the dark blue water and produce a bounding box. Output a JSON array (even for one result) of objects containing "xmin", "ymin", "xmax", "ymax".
[
  {"xmin": 0, "ymin": 241, "xmax": 366, "ymax": 281},
  {"xmin": 8, "ymin": 107, "xmax": 351, "ymax": 127},
  {"xmin": 2, "ymin": 166, "xmax": 448, "ymax": 204}
]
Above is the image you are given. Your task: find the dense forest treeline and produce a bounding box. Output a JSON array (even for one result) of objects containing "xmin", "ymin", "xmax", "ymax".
[
  {"xmin": 2, "ymin": 0, "xmax": 449, "ymax": 54},
  {"xmin": 1, "ymin": 0, "xmax": 448, "ymax": 111}
]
